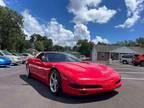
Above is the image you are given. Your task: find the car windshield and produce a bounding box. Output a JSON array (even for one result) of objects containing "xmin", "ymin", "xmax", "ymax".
[
  {"xmin": 45, "ymin": 53, "xmax": 81, "ymax": 62},
  {"xmin": 3, "ymin": 51, "xmax": 12, "ymax": 55}
]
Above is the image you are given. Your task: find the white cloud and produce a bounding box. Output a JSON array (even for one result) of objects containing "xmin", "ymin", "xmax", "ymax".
[
  {"xmin": 0, "ymin": 0, "xmax": 6, "ymax": 6},
  {"xmin": 68, "ymin": 0, "xmax": 117, "ymax": 24},
  {"xmin": 74, "ymin": 24, "xmax": 90, "ymax": 41},
  {"xmin": 116, "ymin": 0, "xmax": 144, "ymax": 28},
  {"xmin": 22, "ymin": 10, "xmax": 45, "ymax": 37},
  {"xmin": 92, "ymin": 36, "xmax": 109, "ymax": 44},
  {"xmin": 22, "ymin": 10, "xmax": 91, "ymax": 46},
  {"xmin": 116, "ymin": 13, "xmax": 140, "ymax": 28},
  {"xmin": 45, "ymin": 18, "xmax": 76, "ymax": 46}
]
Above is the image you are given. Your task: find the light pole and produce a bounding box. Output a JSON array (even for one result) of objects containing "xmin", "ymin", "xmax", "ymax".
[{"xmin": 92, "ymin": 45, "xmax": 97, "ymax": 62}]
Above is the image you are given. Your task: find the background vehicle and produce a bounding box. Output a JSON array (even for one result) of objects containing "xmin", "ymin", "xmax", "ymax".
[
  {"xmin": 80, "ymin": 55, "xmax": 87, "ymax": 61},
  {"xmin": 132, "ymin": 54, "xmax": 144, "ymax": 67},
  {"xmin": 20, "ymin": 53, "xmax": 34, "ymax": 64},
  {"xmin": 0, "ymin": 50, "xmax": 22, "ymax": 65},
  {"xmin": 120, "ymin": 55, "xmax": 134, "ymax": 64},
  {"xmin": 26, "ymin": 52, "xmax": 122, "ymax": 96},
  {"xmin": 0, "ymin": 56, "xmax": 11, "ymax": 67}
]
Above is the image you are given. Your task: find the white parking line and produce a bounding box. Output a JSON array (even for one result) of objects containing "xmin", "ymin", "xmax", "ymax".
[{"xmin": 122, "ymin": 77, "xmax": 144, "ymax": 81}]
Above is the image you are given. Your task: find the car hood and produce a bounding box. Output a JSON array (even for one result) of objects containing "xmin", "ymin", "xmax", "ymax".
[
  {"xmin": 0, "ymin": 56, "xmax": 11, "ymax": 61},
  {"xmin": 54, "ymin": 62, "xmax": 119, "ymax": 82},
  {"xmin": 5, "ymin": 55, "xmax": 20, "ymax": 59}
]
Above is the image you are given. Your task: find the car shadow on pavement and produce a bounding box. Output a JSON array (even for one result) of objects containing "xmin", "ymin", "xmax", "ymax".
[
  {"xmin": 0, "ymin": 66, "xmax": 10, "ymax": 68},
  {"xmin": 20, "ymin": 74, "xmax": 119, "ymax": 104}
]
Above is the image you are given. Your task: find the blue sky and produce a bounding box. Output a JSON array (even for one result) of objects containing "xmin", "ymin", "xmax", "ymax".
[{"xmin": 0, "ymin": 0, "xmax": 144, "ymax": 46}]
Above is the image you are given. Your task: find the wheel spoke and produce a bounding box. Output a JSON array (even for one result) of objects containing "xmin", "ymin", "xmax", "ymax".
[
  {"xmin": 53, "ymin": 83, "xmax": 57, "ymax": 92},
  {"xmin": 51, "ymin": 75, "xmax": 55, "ymax": 81}
]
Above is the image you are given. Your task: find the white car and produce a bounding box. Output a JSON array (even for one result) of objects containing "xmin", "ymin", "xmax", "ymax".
[
  {"xmin": 120, "ymin": 55, "xmax": 134, "ymax": 64},
  {"xmin": 20, "ymin": 53, "xmax": 34, "ymax": 64},
  {"xmin": 0, "ymin": 50, "xmax": 22, "ymax": 65}
]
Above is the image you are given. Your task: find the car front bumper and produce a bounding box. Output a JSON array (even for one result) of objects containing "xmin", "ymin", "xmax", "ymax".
[
  {"xmin": 0, "ymin": 62, "xmax": 11, "ymax": 67},
  {"xmin": 62, "ymin": 77, "xmax": 122, "ymax": 96},
  {"xmin": 11, "ymin": 60, "xmax": 22, "ymax": 65}
]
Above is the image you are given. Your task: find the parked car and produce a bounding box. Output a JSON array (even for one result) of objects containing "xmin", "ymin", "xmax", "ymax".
[
  {"xmin": 26, "ymin": 52, "xmax": 122, "ymax": 96},
  {"xmin": 132, "ymin": 54, "xmax": 144, "ymax": 67},
  {"xmin": 0, "ymin": 50, "xmax": 22, "ymax": 65},
  {"xmin": 0, "ymin": 56, "xmax": 11, "ymax": 67},
  {"xmin": 80, "ymin": 55, "xmax": 87, "ymax": 61},
  {"xmin": 20, "ymin": 53, "xmax": 34, "ymax": 64},
  {"xmin": 120, "ymin": 55, "xmax": 134, "ymax": 64}
]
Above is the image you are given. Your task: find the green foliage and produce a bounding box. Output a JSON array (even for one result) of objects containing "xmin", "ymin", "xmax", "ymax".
[
  {"xmin": 76, "ymin": 40, "xmax": 94, "ymax": 57},
  {"xmin": 34, "ymin": 41, "xmax": 44, "ymax": 51},
  {"xmin": 30, "ymin": 33, "xmax": 53, "ymax": 51},
  {"xmin": 9, "ymin": 49, "xmax": 17, "ymax": 54},
  {"xmin": 0, "ymin": 6, "xmax": 25, "ymax": 51},
  {"xmin": 136, "ymin": 37, "xmax": 144, "ymax": 47},
  {"xmin": 53, "ymin": 45, "xmax": 64, "ymax": 51},
  {"xmin": 115, "ymin": 37, "xmax": 144, "ymax": 47}
]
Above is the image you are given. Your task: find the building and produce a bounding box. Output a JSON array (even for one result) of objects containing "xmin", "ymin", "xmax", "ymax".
[{"xmin": 92, "ymin": 45, "xmax": 144, "ymax": 61}]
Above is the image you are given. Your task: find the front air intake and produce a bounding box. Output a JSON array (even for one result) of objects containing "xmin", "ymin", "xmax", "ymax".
[{"xmin": 69, "ymin": 84, "xmax": 102, "ymax": 89}]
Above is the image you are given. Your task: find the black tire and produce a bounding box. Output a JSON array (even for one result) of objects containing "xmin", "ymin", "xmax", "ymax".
[
  {"xmin": 140, "ymin": 61, "xmax": 144, "ymax": 67},
  {"xmin": 26, "ymin": 64, "xmax": 31, "ymax": 78},
  {"xmin": 122, "ymin": 60, "xmax": 128, "ymax": 64},
  {"xmin": 49, "ymin": 69, "xmax": 62, "ymax": 95},
  {"xmin": 133, "ymin": 64, "xmax": 138, "ymax": 66}
]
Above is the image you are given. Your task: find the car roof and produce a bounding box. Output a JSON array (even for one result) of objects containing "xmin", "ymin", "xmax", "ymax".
[
  {"xmin": 43, "ymin": 51, "xmax": 66, "ymax": 53},
  {"xmin": 38, "ymin": 51, "xmax": 69, "ymax": 55}
]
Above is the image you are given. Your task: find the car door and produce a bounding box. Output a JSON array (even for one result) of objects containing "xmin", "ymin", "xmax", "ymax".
[
  {"xmin": 32, "ymin": 53, "xmax": 44, "ymax": 78},
  {"xmin": 38, "ymin": 53, "xmax": 52, "ymax": 81}
]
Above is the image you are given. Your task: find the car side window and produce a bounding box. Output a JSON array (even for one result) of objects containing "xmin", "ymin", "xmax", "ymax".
[
  {"xmin": 23, "ymin": 54, "xmax": 28, "ymax": 56},
  {"xmin": 37, "ymin": 53, "xmax": 44, "ymax": 60}
]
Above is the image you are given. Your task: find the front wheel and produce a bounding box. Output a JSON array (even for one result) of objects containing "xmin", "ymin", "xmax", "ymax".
[
  {"xmin": 122, "ymin": 60, "xmax": 128, "ymax": 64},
  {"xmin": 49, "ymin": 70, "xmax": 62, "ymax": 95}
]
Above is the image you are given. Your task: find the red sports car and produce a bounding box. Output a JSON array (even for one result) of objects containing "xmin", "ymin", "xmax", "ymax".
[{"xmin": 26, "ymin": 52, "xmax": 122, "ymax": 96}]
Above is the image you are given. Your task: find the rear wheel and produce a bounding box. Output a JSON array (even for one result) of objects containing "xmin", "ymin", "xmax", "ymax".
[
  {"xmin": 49, "ymin": 70, "xmax": 62, "ymax": 95},
  {"xmin": 122, "ymin": 60, "xmax": 128, "ymax": 64},
  {"xmin": 140, "ymin": 61, "xmax": 144, "ymax": 67},
  {"xmin": 26, "ymin": 64, "xmax": 31, "ymax": 78}
]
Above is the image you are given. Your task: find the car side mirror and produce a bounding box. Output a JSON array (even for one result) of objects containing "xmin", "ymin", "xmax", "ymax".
[{"xmin": 41, "ymin": 56, "xmax": 48, "ymax": 62}]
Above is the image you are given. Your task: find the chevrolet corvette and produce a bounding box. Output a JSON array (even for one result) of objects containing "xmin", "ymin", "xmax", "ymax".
[{"xmin": 26, "ymin": 52, "xmax": 122, "ymax": 96}]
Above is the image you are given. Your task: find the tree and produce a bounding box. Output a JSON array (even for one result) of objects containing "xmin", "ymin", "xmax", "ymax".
[
  {"xmin": 114, "ymin": 37, "xmax": 144, "ymax": 47},
  {"xmin": 136, "ymin": 37, "xmax": 144, "ymax": 47},
  {"xmin": 53, "ymin": 45, "xmax": 64, "ymax": 51},
  {"xmin": 29, "ymin": 33, "xmax": 53, "ymax": 51},
  {"xmin": 0, "ymin": 6, "xmax": 25, "ymax": 51},
  {"xmin": 34, "ymin": 41, "xmax": 44, "ymax": 51},
  {"xmin": 76, "ymin": 40, "xmax": 94, "ymax": 57}
]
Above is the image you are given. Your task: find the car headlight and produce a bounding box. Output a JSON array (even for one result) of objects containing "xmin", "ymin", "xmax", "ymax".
[
  {"xmin": 0, "ymin": 59, "xmax": 4, "ymax": 62},
  {"xmin": 14, "ymin": 58, "xmax": 18, "ymax": 61}
]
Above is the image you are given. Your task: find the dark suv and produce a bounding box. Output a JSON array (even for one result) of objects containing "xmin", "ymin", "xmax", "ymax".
[{"xmin": 132, "ymin": 54, "xmax": 144, "ymax": 67}]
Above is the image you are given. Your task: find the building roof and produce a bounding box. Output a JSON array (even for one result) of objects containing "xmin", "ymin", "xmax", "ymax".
[
  {"xmin": 111, "ymin": 47, "xmax": 138, "ymax": 54},
  {"xmin": 95, "ymin": 45, "xmax": 144, "ymax": 54}
]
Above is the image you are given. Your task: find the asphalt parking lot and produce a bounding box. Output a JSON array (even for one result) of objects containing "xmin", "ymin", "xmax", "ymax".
[{"xmin": 0, "ymin": 64, "xmax": 144, "ymax": 108}]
